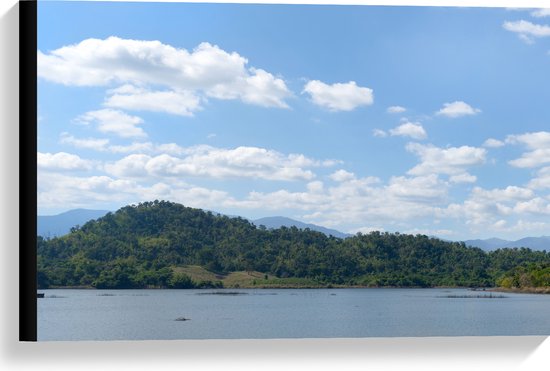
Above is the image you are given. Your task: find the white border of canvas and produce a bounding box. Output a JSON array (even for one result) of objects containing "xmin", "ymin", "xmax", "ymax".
[{"xmin": 2, "ymin": 1, "xmax": 550, "ymax": 370}]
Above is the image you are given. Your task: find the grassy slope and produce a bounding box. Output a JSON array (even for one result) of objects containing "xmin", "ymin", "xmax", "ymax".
[{"xmin": 173, "ymin": 265, "xmax": 326, "ymax": 288}]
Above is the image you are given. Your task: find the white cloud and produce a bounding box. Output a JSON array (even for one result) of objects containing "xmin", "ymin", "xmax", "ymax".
[
  {"xmin": 75, "ymin": 109, "xmax": 146, "ymax": 138},
  {"xmin": 38, "ymin": 37, "xmax": 292, "ymax": 109},
  {"xmin": 490, "ymin": 219, "xmax": 550, "ymax": 234},
  {"xmin": 406, "ymin": 143, "xmax": 486, "ymax": 179},
  {"xmin": 329, "ymin": 169, "xmax": 356, "ymax": 182},
  {"xmin": 509, "ymin": 149, "xmax": 550, "ymax": 168},
  {"xmin": 236, "ymin": 173, "xmax": 442, "ymax": 230},
  {"xmin": 389, "ymin": 122, "xmax": 427, "ymax": 140},
  {"xmin": 105, "ymin": 85, "xmax": 202, "ymax": 116},
  {"xmin": 503, "ymin": 20, "xmax": 550, "ymax": 43},
  {"xmin": 37, "ymin": 172, "xmax": 233, "ymax": 212},
  {"xmin": 442, "ymin": 186, "xmax": 538, "ymax": 228},
  {"xmin": 59, "ymin": 134, "xmax": 190, "ymax": 156},
  {"xmin": 38, "ymin": 173, "xmax": 137, "ymax": 209},
  {"xmin": 471, "ymin": 186, "xmax": 534, "ymax": 202},
  {"xmin": 104, "ymin": 145, "xmax": 335, "ymax": 181},
  {"xmin": 387, "ymin": 106, "xmax": 406, "ymax": 114},
  {"xmin": 240, "ymin": 68, "xmax": 291, "ymax": 108},
  {"xmin": 303, "ymin": 80, "xmax": 373, "ymax": 111},
  {"xmin": 306, "ymin": 181, "xmax": 324, "ymax": 193},
  {"xmin": 449, "ymin": 173, "xmax": 477, "ymax": 184},
  {"xmin": 436, "ymin": 101, "xmax": 481, "ymax": 118},
  {"xmin": 108, "ymin": 142, "xmax": 156, "ymax": 154},
  {"xmin": 60, "ymin": 133, "xmax": 110, "ymax": 151},
  {"xmin": 531, "ymin": 9, "xmax": 550, "ymax": 18},
  {"xmin": 402, "ymin": 228, "xmax": 454, "ymax": 237},
  {"xmin": 528, "ymin": 166, "xmax": 550, "ymax": 189},
  {"xmin": 38, "ymin": 152, "xmax": 94, "ymax": 171},
  {"xmin": 514, "ymin": 197, "xmax": 550, "ymax": 215},
  {"xmin": 507, "ymin": 131, "xmax": 550, "ymax": 168},
  {"xmin": 386, "ymin": 175, "xmax": 447, "ymax": 202},
  {"xmin": 483, "ymin": 138, "xmax": 505, "ymax": 148},
  {"xmin": 372, "ymin": 129, "xmax": 388, "ymax": 138},
  {"xmin": 155, "ymin": 143, "xmax": 187, "ymax": 156}
]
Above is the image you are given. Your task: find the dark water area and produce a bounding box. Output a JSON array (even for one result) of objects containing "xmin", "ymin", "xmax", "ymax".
[{"xmin": 38, "ymin": 288, "xmax": 550, "ymax": 341}]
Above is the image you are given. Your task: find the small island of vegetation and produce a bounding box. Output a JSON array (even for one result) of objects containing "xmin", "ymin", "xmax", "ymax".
[{"xmin": 37, "ymin": 201, "xmax": 550, "ymax": 292}]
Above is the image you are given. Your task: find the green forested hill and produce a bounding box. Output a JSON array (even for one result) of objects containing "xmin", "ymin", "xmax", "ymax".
[{"xmin": 37, "ymin": 200, "xmax": 550, "ymax": 289}]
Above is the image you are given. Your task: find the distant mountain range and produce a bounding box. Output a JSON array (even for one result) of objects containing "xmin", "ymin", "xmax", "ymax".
[
  {"xmin": 252, "ymin": 216, "xmax": 351, "ymax": 239},
  {"xmin": 37, "ymin": 209, "xmax": 110, "ymax": 237},
  {"xmin": 37, "ymin": 209, "xmax": 548, "ymax": 251},
  {"xmin": 463, "ymin": 237, "xmax": 550, "ymax": 251}
]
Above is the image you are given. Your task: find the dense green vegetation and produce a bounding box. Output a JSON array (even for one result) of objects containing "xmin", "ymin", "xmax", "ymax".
[
  {"xmin": 496, "ymin": 263, "xmax": 550, "ymax": 289},
  {"xmin": 37, "ymin": 200, "xmax": 550, "ymax": 290}
]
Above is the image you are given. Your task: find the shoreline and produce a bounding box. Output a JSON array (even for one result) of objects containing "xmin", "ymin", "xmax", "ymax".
[
  {"xmin": 489, "ymin": 287, "xmax": 550, "ymax": 295},
  {"xmin": 40, "ymin": 285, "xmax": 541, "ymax": 291}
]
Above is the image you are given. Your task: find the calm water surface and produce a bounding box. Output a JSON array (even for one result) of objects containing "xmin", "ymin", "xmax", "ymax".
[{"xmin": 37, "ymin": 288, "xmax": 550, "ymax": 341}]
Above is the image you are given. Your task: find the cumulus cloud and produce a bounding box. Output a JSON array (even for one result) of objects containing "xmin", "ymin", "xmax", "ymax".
[
  {"xmin": 470, "ymin": 186, "xmax": 534, "ymax": 202},
  {"xmin": 38, "ymin": 152, "xmax": 94, "ymax": 171},
  {"xmin": 386, "ymin": 175, "xmax": 447, "ymax": 202},
  {"xmin": 108, "ymin": 142, "xmax": 156, "ymax": 154},
  {"xmin": 436, "ymin": 101, "xmax": 481, "ymax": 118},
  {"xmin": 503, "ymin": 20, "xmax": 550, "ymax": 43},
  {"xmin": 303, "ymin": 80, "xmax": 373, "ymax": 111},
  {"xmin": 483, "ymin": 138, "xmax": 505, "ymax": 148},
  {"xmin": 104, "ymin": 85, "xmax": 203, "ymax": 116},
  {"xmin": 372, "ymin": 129, "xmax": 388, "ymax": 138},
  {"xmin": 443, "ymin": 185, "xmax": 537, "ymax": 228},
  {"xmin": 406, "ymin": 143, "xmax": 486, "ymax": 180},
  {"xmin": 59, "ymin": 133, "xmax": 191, "ymax": 156},
  {"xmin": 387, "ymin": 106, "xmax": 406, "ymax": 114},
  {"xmin": 237, "ymin": 173, "xmax": 442, "ymax": 231},
  {"xmin": 490, "ymin": 219, "xmax": 550, "ymax": 234},
  {"xmin": 329, "ymin": 169, "xmax": 356, "ymax": 182},
  {"xmin": 306, "ymin": 181, "xmax": 324, "ymax": 193},
  {"xmin": 531, "ymin": 9, "xmax": 550, "ymax": 18},
  {"xmin": 38, "ymin": 37, "xmax": 292, "ymax": 109},
  {"xmin": 75, "ymin": 109, "xmax": 146, "ymax": 138},
  {"xmin": 449, "ymin": 173, "xmax": 477, "ymax": 184},
  {"xmin": 513, "ymin": 197, "xmax": 550, "ymax": 215},
  {"xmin": 37, "ymin": 172, "xmax": 233, "ymax": 211},
  {"xmin": 528, "ymin": 166, "xmax": 550, "ymax": 189},
  {"xmin": 506, "ymin": 131, "xmax": 550, "ymax": 168},
  {"xmin": 60, "ymin": 133, "xmax": 110, "ymax": 151},
  {"xmin": 389, "ymin": 122, "xmax": 427, "ymax": 140},
  {"xmin": 104, "ymin": 145, "xmax": 337, "ymax": 181}
]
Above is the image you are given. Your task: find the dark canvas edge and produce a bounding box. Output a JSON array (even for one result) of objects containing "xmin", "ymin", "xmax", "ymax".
[{"xmin": 19, "ymin": 0, "xmax": 37, "ymax": 342}]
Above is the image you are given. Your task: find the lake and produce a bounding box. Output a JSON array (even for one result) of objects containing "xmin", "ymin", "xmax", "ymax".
[{"xmin": 37, "ymin": 288, "xmax": 550, "ymax": 341}]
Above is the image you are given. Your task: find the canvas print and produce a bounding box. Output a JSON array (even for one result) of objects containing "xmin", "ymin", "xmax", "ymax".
[{"xmin": 35, "ymin": 1, "xmax": 550, "ymax": 341}]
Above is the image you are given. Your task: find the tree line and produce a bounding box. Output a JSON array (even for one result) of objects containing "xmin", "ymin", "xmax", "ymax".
[{"xmin": 37, "ymin": 200, "xmax": 550, "ymax": 289}]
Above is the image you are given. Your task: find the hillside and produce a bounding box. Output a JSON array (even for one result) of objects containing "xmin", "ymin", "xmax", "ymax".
[{"xmin": 37, "ymin": 200, "xmax": 550, "ymax": 290}]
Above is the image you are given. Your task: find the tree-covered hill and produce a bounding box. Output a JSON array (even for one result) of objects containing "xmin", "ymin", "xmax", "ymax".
[{"xmin": 37, "ymin": 200, "xmax": 550, "ymax": 289}]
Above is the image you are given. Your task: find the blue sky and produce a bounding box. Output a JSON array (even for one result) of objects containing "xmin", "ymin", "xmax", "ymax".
[{"xmin": 37, "ymin": 2, "xmax": 550, "ymax": 240}]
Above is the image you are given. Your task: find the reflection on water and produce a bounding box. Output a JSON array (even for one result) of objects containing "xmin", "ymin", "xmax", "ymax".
[{"xmin": 38, "ymin": 288, "xmax": 550, "ymax": 341}]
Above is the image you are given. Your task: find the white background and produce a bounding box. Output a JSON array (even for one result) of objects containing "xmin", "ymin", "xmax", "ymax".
[{"xmin": 1, "ymin": 1, "xmax": 550, "ymax": 370}]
